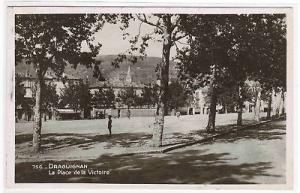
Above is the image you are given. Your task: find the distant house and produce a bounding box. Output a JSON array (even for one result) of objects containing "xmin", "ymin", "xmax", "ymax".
[
  {"xmin": 15, "ymin": 65, "xmax": 83, "ymax": 121},
  {"xmin": 89, "ymin": 65, "xmax": 151, "ymax": 118},
  {"xmin": 185, "ymin": 81, "xmax": 286, "ymax": 116},
  {"xmin": 19, "ymin": 71, "xmax": 82, "ymax": 97},
  {"xmin": 89, "ymin": 65, "xmax": 144, "ymax": 103},
  {"xmin": 90, "ymin": 65, "xmax": 144, "ymax": 98},
  {"xmin": 53, "ymin": 109, "xmax": 83, "ymax": 120}
]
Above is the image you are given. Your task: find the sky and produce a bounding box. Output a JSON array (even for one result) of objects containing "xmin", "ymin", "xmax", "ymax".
[{"xmin": 88, "ymin": 17, "xmax": 183, "ymax": 59}]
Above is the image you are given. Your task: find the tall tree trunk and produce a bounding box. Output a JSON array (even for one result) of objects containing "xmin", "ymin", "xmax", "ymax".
[
  {"xmin": 237, "ymin": 107, "xmax": 243, "ymax": 126},
  {"xmin": 127, "ymin": 105, "xmax": 131, "ymax": 119},
  {"xmin": 206, "ymin": 89, "xmax": 217, "ymax": 132},
  {"xmin": 272, "ymin": 91, "xmax": 278, "ymax": 116},
  {"xmin": 266, "ymin": 92, "xmax": 272, "ymax": 119},
  {"xmin": 152, "ymin": 23, "xmax": 171, "ymax": 147},
  {"xmin": 281, "ymin": 91, "xmax": 285, "ymax": 115},
  {"xmin": 32, "ymin": 77, "xmax": 43, "ymax": 152},
  {"xmin": 224, "ymin": 104, "xmax": 228, "ymax": 114},
  {"xmin": 237, "ymin": 85, "xmax": 243, "ymax": 126},
  {"xmin": 206, "ymin": 65, "xmax": 218, "ymax": 132},
  {"xmin": 254, "ymin": 89, "xmax": 261, "ymax": 122}
]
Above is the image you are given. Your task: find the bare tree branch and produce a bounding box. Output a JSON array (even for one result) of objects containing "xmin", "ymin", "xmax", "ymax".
[
  {"xmin": 172, "ymin": 27, "xmax": 180, "ymax": 39},
  {"xmin": 137, "ymin": 20, "xmax": 143, "ymax": 39},
  {"xmin": 174, "ymin": 34, "xmax": 188, "ymax": 42},
  {"xmin": 176, "ymin": 39, "xmax": 190, "ymax": 46},
  {"xmin": 173, "ymin": 41, "xmax": 180, "ymax": 51},
  {"xmin": 171, "ymin": 16, "xmax": 181, "ymax": 32},
  {"xmin": 136, "ymin": 14, "xmax": 163, "ymax": 31}
]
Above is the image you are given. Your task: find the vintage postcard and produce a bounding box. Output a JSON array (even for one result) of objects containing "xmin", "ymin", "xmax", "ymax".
[{"xmin": 5, "ymin": 4, "xmax": 293, "ymax": 190}]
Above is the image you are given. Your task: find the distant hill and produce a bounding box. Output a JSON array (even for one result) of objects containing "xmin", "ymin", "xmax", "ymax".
[{"xmin": 16, "ymin": 55, "xmax": 179, "ymax": 85}]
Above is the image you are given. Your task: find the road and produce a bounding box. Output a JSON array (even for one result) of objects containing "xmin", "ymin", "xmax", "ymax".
[{"xmin": 15, "ymin": 119, "xmax": 286, "ymax": 184}]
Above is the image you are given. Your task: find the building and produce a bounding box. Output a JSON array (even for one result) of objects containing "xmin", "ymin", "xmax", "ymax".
[
  {"xmin": 89, "ymin": 65, "xmax": 144, "ymax": 101},
  {"xmin": 15, "ymin": 69, "xmax": 82, "ymax": 122},
  {"xmin": 89, "ymin": 65, "xmax": 152, "ymax": 118},
  {"xmin": 90, "ymin": 65, "xmax": 144, "ymax": 97},
  {"xmin": 186, "ymin": 81, "xmax": 286, "ymax": 116}
]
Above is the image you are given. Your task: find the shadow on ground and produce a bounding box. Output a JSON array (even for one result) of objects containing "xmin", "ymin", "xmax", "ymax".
[
  {"xmin": 16, "ymin": 132, "xmax": 153, "ymax": 155},
  {"xmin": 208, "ymin": 121, "xmax": 286, "ymax": 144},
  {"xmin": 15, "ymin": 120, "xmax": 285, "ymax": 184},
  {"xmin": 15, "ymin": 149, "xmax": 279, "ymax": 184}
]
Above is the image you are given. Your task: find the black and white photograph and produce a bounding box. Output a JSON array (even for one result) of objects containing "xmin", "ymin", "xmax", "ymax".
[{"xmin": 4, "ymin": 5, "xmax": 293, "ymax": 189}]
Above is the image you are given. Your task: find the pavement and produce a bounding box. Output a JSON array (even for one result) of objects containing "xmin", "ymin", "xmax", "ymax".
[{"xmin": 15, "ymin": 119, "xmax": 286, "ymax": 184}]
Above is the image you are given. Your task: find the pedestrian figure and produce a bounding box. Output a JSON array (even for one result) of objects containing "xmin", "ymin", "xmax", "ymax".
[
  {"xmin": 117, "ymin": 109, "xmax": 121, "ymax": 118},
  {"xmin": 108, "ymin": 115, "xmax": 112, "ymax": 136},
  {"xmin": 176, "ymin": 111, "xmax": 181, "ymax": 118}
]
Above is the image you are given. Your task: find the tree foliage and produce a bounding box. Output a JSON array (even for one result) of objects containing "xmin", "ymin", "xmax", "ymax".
[
  {"xmin": 15, "ymin": 14, "xmax": 122, "ymax": 152},
  {"xmin": 167, "ymin": 81, "xmax": 190, "ymax": 111},
  {"xmin": 92, "ymin": 87, "xmax": 115, "ymax": 109},
  {"xmin": 118, "ymin": 86, "xmax": 139, "ymax": 108},
  {"xmin": 176, "ymin": 14, "xmax": 286, "ymax": 128},
  {"xmin": 140, "ymin": 84, "xmax": 159, "ymax": 108},
  {"xmin": 113, "ymin": 14, "xmax": 190, "ymax": 146},
  {"xmin": 32, "ymin": 82, "xmax": 59, "ymax": 110},
  {"xmin": 177, "ymin": 14, "xmax": 286, "ymax": 91},
  {"xmin": 15, "ymin": 14, "xmax": 127, "ymax": 78},
  {"xmin": 59, "ymin": 81, "xmax": 91, "ymax": 113},
  {"xmin": 248, "ymin": 15, "xmax": 286, "ymax": 86},
  {"xmin": 15, "ymin": 74, "xmax": 27, "ymax": 109}
]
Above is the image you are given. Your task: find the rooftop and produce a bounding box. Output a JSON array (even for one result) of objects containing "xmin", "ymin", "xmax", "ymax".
[{"xmin": 89, "ymin": 81, "xmax": 144, "ymax": 89}]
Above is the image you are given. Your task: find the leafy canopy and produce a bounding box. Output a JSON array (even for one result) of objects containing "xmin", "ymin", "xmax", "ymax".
[{"xmin": 15, "ymin": 14, "xmax": 128, "ymax": 79}]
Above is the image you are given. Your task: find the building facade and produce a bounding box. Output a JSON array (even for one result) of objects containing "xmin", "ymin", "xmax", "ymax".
[
  {"xmin": 89, "ymin": 65, "xmax": 149, "ymax": 118},
  {"xmin": 16, "ymin": 70, "xmax": 82, "ymax": 121}
]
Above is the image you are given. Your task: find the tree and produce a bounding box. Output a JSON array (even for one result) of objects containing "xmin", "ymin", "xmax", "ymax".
[
  {"xmin": 32, "ymin": 82, "xmax": 59, "ymax": 111},
  {"xmin": 225, "ymin": 14, "xmax": 287, "ymax": 121},
  {"xmin": 177, "ymin": 14, "xmax": 286, "ymax": 129},
  {"xmin": 104, "ymin": 87, "xmax": 116, "ymax": 109},
  {"xmin": 114, "ymin": 14, "xmax": 189, "ymax": 146},
  {"xmin": 15, "ymin": 74, "xmax": 30, "ymax": 122},
  {"xmin": 223, "ymin": 16, "xmax": 256, "ymax": 125},
  {"xmin": 218, "ymin": 81, "xmax": 255, "ymax": 124},
  {"xmin": 167, "ymin": 81, "xmax": 190, "ymax": 112},
  {"xmin": 205, "ymin": 66, "xmax": 232, "ymax": 131},
  {"xmin": 176, "ymin": 15, "xmax": 237, "ymax": 132},
  {"xmin": 15, "ymin": 14, "xmax": 119, "ymax": 152},
  {"xmin": 249, "ymin": 14, "xmax": 287, "ymax": 119},
  {"xmin": 217, "ymin": 83, "xmax": 239, "ymax": 114},
  {"xmin": 92, "ymin": 87, "xmax": 115, "ymax": 109},
  {"xmin": 59, "ymin": 81, "xmax": 92, "ymax": 117},
  {"xmin": 140, "ymin": 84, "xmax": 159, "ymax": 108},
  {"xmin": 79, "ymin": 81, "xmax": 92, "ymax": 118},
  {"xmin": 92, "ymin": 89, "xmax": 105, "ymax": 109},
  {"xmin": 118, "ymin": 86, "xmax": 138, "ymax": 109},
  {"xmin": 59, "ymin": 82, "xmax": 81, "ymax": 112},
  {"xmin": 15, "ymin": 74, "xmax": 27, "ymax": 109}
]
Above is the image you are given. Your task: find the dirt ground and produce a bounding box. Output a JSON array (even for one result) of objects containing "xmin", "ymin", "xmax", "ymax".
[
  {"xmin": 15, "ymin": 113, "xmax": 264, "ymax": 161},
  {"xmin": 15, "ymin": 120, "xmax": 286, "ymax": 184}
]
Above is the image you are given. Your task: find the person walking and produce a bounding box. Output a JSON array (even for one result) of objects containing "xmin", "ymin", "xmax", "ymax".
[{"xmin": 108, "ymin": 115, "xmax": 112, "ymax": 137}]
